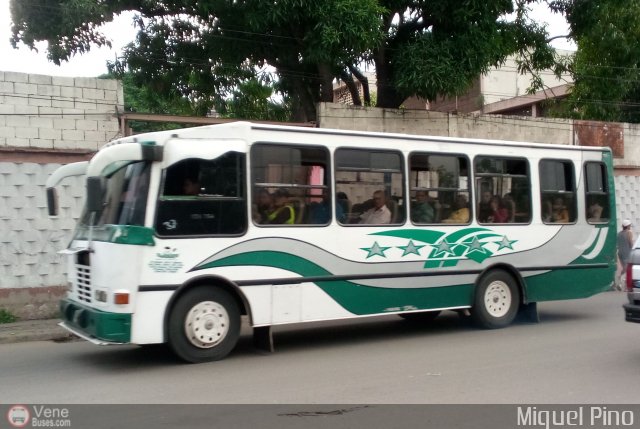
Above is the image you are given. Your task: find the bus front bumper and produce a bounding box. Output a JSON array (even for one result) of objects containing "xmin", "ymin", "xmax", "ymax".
[{"xmin": 59, "ymin": 298, "xmax": 132, "ymax": 344}]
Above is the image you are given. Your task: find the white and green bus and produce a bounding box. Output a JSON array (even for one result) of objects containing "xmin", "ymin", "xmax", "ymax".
[{"xmin": 46, "ymin": 122, "xmax": 616, "ymax": 362}]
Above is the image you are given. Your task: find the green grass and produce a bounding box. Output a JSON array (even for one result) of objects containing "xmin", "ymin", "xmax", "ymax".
[{"xmin": 0, "ymin": 309, "xmax": 18, "ymax": 324}]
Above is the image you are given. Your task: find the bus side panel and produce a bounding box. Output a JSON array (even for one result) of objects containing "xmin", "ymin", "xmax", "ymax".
[
  {"xmin": 524, "ymin": 268, "xmax": 613, "ymax": 302},
  {"xmin": 130, "ymin": 291, "xmax": 172, "ymax": 344}
]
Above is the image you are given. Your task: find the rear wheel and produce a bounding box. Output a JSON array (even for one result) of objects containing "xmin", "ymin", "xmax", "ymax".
[
  {"xmin": 168, "ymin": 287, "xmax": 240, "ymax": 363},
  {"xmin": 471, "ymin": 270, "xmax": 520, "ymax": 329}
]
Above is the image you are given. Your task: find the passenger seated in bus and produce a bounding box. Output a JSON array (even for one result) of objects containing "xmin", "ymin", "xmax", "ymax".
[
  {"xmin": 266, "ymin": 189, "xmax": 296, "ymax": 224},
  {"xmin": 542, "ymin": 198, "xmax": 553, "ymax": 222},
  {"xmin": 411, "ymin": 190, "xmax": 440, "ymax": 223},
  {"xmin": 253, "ymin": 189, "xmax": 274, "ymax": 223},
  {"xmin": 587, "ymin": 197, "xmax": 604, "ymax": 222},
  {"xmin": 502, "ymin": 193, "xmax": 515, "ymax": 222},
  {"xmin": 487, "ymin": 195, "xmax": 509, "ymax": 223},
  {"xmin": 442, "ymin": 194, "xmax": 470, "ymax": 224},
  {"xmin": 359, "ymin": 190, "xmax": 391, "ymax": 224},
  {"xmin": 550, "ymin": 196, "xmax": 569, "ymax": 223},
  {"xmin": 477, "ymin": 190, "xmax": 493, "ymax": 222},
  {"xmin": 336, "ymin": 192, "xmax": 351, "ymax": 214},
  {"xmin": 308, "ymin": 189, "xmax": 345, "ymax": 224},
  {"xmin": 182, "ymin": 176, "xmax": 201, "ymax": 196}
]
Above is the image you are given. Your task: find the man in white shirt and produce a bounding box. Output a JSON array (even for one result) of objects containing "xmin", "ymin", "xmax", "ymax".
[{"xmin": 359, "ymin": 190, "xmax": 392, "ymax": 224}]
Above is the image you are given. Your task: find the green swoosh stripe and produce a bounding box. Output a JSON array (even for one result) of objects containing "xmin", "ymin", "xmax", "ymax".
[{"xmin": 195, "ymin": 251, "xmax": 472, "ymax": 314}]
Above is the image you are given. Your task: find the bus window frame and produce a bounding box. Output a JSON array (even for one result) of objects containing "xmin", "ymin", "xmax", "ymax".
[
  {"xmin": 408, "ymin": 151, "xmax": 471, "ymax": 226},
  {"xmin": 250, "ymin": 141, "xmax": 332, "ymax": 228},
  {"xmin": 539, "ymin": 158, "xmax": 578, "ymax": 225},
  {"xmin": 154, "ymin": 153, "xmax": 249, "ymax": 238},
  {"xmin": 473, "ymin": 155, "xmax": 532, "ymax": 225},
  {"xmin": 334, "ymin": 146, "xmax": 406, "ymax": 227},
  {"xmin": 584, "ymin": 161, "xmax": 610, "ymax": 225}
]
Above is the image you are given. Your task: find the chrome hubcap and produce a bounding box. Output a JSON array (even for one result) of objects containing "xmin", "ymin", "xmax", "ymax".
[
  {"xmin": 484, "ymin": 281, "xmax": 511, "ymax": 318},
  {"xmin": 184, "ymin": 301, "xmax": 229, "ymax": 348}
]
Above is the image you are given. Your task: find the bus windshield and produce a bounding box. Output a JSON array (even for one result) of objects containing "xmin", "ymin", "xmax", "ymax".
[{"xmin": 80, "ymin": 161, "xmax": 151, "ymax": 227}]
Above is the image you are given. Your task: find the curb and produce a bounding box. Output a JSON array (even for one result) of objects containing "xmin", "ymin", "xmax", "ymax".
[{"xmin": 0, "ymin": 319, "xmax": 74, "ymax": 345}]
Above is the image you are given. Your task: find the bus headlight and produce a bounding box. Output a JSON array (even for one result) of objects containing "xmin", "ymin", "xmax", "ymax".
[{"xmin": 94, "ymin": 290, "xmax": 108, "ymax": 303}]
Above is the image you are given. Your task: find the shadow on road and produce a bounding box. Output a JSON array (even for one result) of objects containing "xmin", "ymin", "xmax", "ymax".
[{"xmin": 66, "ymin": 303, "xmax": 600, "ymax": 368}]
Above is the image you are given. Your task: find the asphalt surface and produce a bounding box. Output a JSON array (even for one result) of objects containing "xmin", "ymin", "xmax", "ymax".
[{"xmin": 0, "ymin": 289, "xmax": 627, "ymax": 345}]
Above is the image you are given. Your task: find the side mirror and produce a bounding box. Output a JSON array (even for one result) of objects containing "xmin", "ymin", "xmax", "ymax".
[
  {"xmin": 46, "ymin": 187, "xmax": 59, "ymax": 217},
  {"xmin": 86, "ymin": 177, "xmax": 105, "ymax": 212}
]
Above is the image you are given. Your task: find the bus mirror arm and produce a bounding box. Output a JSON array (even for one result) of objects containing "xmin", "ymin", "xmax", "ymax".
[{"xmin": 45, "ymin": 161, "xmax": 89, "ymax": 218}]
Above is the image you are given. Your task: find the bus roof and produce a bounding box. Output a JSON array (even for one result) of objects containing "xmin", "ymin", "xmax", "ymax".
[{"xmin": 107, "ymin": 121, "xmax": 611, "ymax": 154}]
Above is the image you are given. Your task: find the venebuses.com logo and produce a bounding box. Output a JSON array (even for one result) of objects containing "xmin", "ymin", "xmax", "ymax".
[
  {"xmin": 7, "ymin": 405, "xmax": 30, "ymax": 428},
  {"xmin": 6, "ymin": 405, "xmax": 72, "ymax": 428}
]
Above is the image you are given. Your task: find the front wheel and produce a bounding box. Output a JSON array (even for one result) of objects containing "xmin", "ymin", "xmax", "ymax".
[
  {"xmin": 471, "ymin": 270, "xmax": 520, "ymax": 329},
  {"xmin": 168, "ymin": 287, "xmax": 240, "ymax": 363}
]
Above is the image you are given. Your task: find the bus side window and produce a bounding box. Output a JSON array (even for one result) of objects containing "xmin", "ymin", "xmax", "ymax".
[
  {"xmin": 251, "ymin": 144, "xmax": 330, "ymax": 226},
  {"xmin": 475, "ymin": 156, "xmax": 531, "ymax": 224},
  {"xmin": 539, "ymin": 159, "xmax": 576, "ymax": 224},
  {"xmin": 335, "ymin": 149, "xmax": 406, "ymax": 225},
  {"xmin": 409, "ymin": 153, "xmax": 469, "ymax": 225},
  {"xmin": 585, "ymin": 162, "xmax": 610, "ymax": 224},
  {"xmin": 155, "ymin": 154, "xmax": 247, "ymax": 236}
]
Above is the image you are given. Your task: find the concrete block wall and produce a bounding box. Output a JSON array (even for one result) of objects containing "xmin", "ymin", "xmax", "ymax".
[
  {"xmin": 0, "ymin": 71, "xmax": 122, "ymax": 151},
  {"xmin": 615, "ymin": 176, "xmax": 640, "ymax": 230},
  {"xmin": 451, "ymin": 114, "xmax": 573, "ymax": 146},
  {"xmin": 318, "ymin": 103, "xmax": 451, "ymax": 136},
  {"xmin": 0, "ymin": 162, "xmax": 84, "ymax": 318},
  {"xmin": 318, "ymin": 103, "xmax": 574, "ymax": 146},
  {"xmin": 318, "ymin": 101, "xmax": 640, "ymax": 228},
  {"xmin": 318, "ymin": 103, "xmax": 640, "ymax": 166},
  {"xmin": 0, "ymin": 71, "xmax": 123, "ymax": 319}
]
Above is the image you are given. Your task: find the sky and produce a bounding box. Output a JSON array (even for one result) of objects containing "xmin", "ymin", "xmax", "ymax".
[{"xmin": 0, "ymin": 0, "xmax": 576, "ymax": 78}]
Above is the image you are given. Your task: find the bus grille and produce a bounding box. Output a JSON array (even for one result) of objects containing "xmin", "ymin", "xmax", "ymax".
[{"xmin": 75, "ymin": 265, "xmax": 92, "ymax": 303}]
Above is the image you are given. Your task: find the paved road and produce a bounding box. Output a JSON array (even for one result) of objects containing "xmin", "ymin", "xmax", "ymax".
[{"xmin": 0, "ymin": 292, "xmax": 636, "ymax": 404}]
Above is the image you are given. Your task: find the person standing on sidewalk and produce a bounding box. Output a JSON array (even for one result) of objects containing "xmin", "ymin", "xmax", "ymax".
[{"xmin": 617, "ymin": 219, "xmax": 635, "ymax": 290}]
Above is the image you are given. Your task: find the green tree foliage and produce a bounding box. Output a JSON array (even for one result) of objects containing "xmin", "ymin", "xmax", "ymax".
[
  {"xmin": 217, "ymin": 78, "xmax": 292, "ymax": 122},
  {"xmin": 11, "ymin": 0, "xmax": 554, "ymax": 121},
  {"xmin": 374, "ymin": 0, "xmax": 555, "ymax": 107},
  {"xmin": 551, "ymin": 0, "xmax": 640, "ymax": 122},
  {"xmin": 101, "ymin": 71, "xmax": 197, "ymax": 133}
]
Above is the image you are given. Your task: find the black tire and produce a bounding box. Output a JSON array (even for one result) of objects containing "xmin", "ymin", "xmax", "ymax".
[
  {"xmin": 399, "ymin": 311, "xmax": 441, "ymax": 322},
  {"xmin": 168, "ymin": 287, "xmax": 241, "ymax": 363},
  {"xmin": 470, "ymin": 269, "xmax": 520, "ymax": 329}
]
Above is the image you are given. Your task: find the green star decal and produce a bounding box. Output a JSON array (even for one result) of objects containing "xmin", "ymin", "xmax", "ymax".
[
  {"xmin": 398, "ymin": 240, "xmax": 425, "ymax": 256},
  {"xmin": 433, "ymin": 240, "xmax": 454, "ymax": 257},
  {"xmin": 465, "ymin": 236, "xmax": 488, "ymax": 255},
  {"xmin": 361, "ymin": 241, "xmax": 391, "ymax": 259},
  {"xmin": 495, "ymin": 235, "xmax": 517, "ymax": 251}
]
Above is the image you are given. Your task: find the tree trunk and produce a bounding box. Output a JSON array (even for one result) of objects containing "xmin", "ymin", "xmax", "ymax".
[
  {"xmin": 374, "ymin": 57, "xmax": 405, "ymax": 108},
  {"xmin": 318, "ymin": 63, "xmax": 335, "ymax": 103},
  {"xmin": 339, "ymin": 69, "xmax": 362, "ymax": 106},
  {"xmin": 347, "ymin": 65, "xmax": 369, "ymax": 106},
  {"xmin": 289, "ymin": 77, "xmax": 318, "ymax": 123}
]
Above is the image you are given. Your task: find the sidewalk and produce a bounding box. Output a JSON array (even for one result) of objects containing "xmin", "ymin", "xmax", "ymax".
[{"xmin": 0, "ymin": 319, "xmax": 73, "ymax": 344}]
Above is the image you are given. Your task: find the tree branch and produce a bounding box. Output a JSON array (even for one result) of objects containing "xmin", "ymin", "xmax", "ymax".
[{"xmin": 339, "ymin": 69, "xmax": 362, "ymax": 106}]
